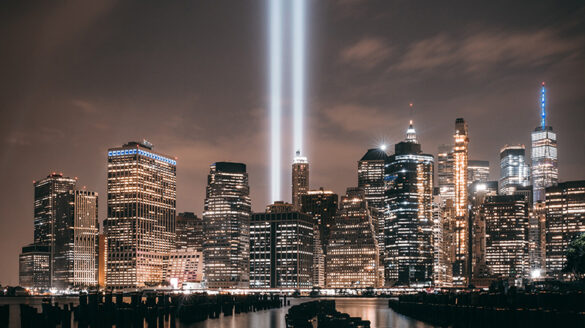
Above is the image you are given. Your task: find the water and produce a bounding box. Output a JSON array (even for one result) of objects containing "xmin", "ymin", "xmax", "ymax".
[{"xmin": 0, "ymin": 297, "xmax": 435, "ymax": 328}]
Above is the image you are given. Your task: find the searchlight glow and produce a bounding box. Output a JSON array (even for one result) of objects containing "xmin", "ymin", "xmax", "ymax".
[
  {"xmin": 293, "ymin": 0, "xmax": 306, "ymax": 156},
  {"xmin": 269, "ymin": 0, "xmax": 283, "ymax": 203}
]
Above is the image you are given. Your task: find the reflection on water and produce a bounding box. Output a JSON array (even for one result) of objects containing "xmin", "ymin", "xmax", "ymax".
[{"xmin": 186, "ymin": 298, "xmax": 435, "ymax": 328}]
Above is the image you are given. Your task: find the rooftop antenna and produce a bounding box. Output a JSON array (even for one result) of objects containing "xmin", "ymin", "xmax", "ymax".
[{"xmin": 540, "ymin": 82, "xmax": 546, "ymax": 130}]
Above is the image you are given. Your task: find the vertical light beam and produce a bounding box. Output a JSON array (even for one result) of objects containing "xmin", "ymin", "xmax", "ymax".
[
  {"xmin": 292, "ymin": 0, "xmax": 306, "ymax": 156},
  {"xmin": 270, "ymin": 0, "xmax": 283, "ymax": 202}
]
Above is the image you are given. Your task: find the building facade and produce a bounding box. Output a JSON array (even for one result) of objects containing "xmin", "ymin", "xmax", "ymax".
[
  {"xmin": 499, "ymin": 145, "xmax": 530, "ymax": 195},
  {"xmin": 483, "ymin": 195, "xmax": 530, "ymax": 282},
  {"xmin": 53, "ymin": 190, "xmax": 99, "ymax": 289},
  {"xmin": 453, "ymin": 118, "xmax": 469, "ymax": 286},
  {"xmin": 104, "ymin": 141, "xmax": 177, "ymax": 288},
  {"xmin": 250, "ymin": 202, "xmax": 314, "ymax": 288},
  {"xmin": 19, "ymin": 244, "xmax": 51, "ymax": 289},
  {"xmin": 437, "ymin": 144, "xmax": 455, "ymax": 204},
  {"xmin": 531, "ymin": 83, "xmax": 558, "ymax": 203},
  {"xmin": 384, "ymin": 121, "xmax": 434, "ymax": 286},
  {"xmin": 326, "ymin": 188, "xmax": 380, "ymax": 288},
  {"xmin": 545, "ymin": 181, "xmax": 585, "ymax": 278},
  {"xmin": 176, "ymin": 212, "xmax": 204, "ymax": 251},
  {"xmin": 467, "ymin": 160, "xmax": 490, "ymax": 185},
  {"xmin": 202, "ymin": 162, "xmax": 251, "ymax": 289},
  {"xmin": 166, "ymin": 248, "xmax": 204, "ymax": 289},
  {"xmin": 292, "ymin": 151, "xmax": 309, "ymax": 210}
]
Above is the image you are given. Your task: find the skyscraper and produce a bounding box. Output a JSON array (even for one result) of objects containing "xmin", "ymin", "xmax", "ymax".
[
  {"xmin": 19, "ymin": 244, "xmax": 50, "ymax": 289},
  {"xmin": 53, "ymin": 189, "xmax": 99, "ymax": 288},
  {"xmin": 453, "ymin": 118, "xmax": 469, "ymax": 286},
  {"xmin": 358, "ymin": 148, "xmax": 387, "ymax": 252},
  {"xmin": 432, "ymin": 193, "xmax": 455, "ymax": 287},
  {"xmin": 250, "ymin": 202, "xmax": 314, "ymax": 288},
  {"xmin": 467, "ymin": 160, "xmax": 490, "ymax": 185},
  {"xmin": 326, "ymin": 188, "xmax": 380, "ymax": 288},
  {"xmin": 292, "ymin": 151, "xmax": 309, "ymax": 210},
  {"xmin": 301, "ymin": 188, "xmax": 338, "ymax": 287},
  {"xmin": 483, "ymin": 195, "xmax": 530, "ymax": 283},
  {"xmin": 531, "ymin": 83, "xmax": 558, "ymax": 203},
  {"xmin": 469, "ymin": 181, "xmax": 498, "ymax": 283},
  {"xmin": 176, "ymin": 212, "xmax": 204, "ymax": 251},
  {"xmin": 203, "ymin": 162, "xmax": 251, "ymax": 289},
  {"xmin": 385, "ymin": 121, "xmax": 434, "ymax": 286},
  {"xmin": 437, "ymin": 144, "xmax": 455, "ymax": 203},
  {"xmin": 104, "ymin": 141, "xmax": 177, "ymax": 288},
  {"xmin": 545, "ymin": 181, "xmax": 585, "ymax": 278},
  {"xmin": 499, "ymin": 145, "xmax": 530, "ymax": 195},
  {"xmin": 33, "ymin": 173, "xmax": 76, "ymax": 286}
]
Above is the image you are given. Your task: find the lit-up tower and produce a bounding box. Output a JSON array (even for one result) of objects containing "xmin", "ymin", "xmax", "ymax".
[
  {"xmin": 384, "ymin": 121, "xmax": 434, "ymax": 286},
  {"xmin": 292, "ymin": 151, "xmax": 309, "ymax": 210},
  {"xmin": 358, "ymin": 148, "xmax": 387, "ymax": 249},
  {"xmin": 32, "ymin": 173, "xmax": 77, "ymax": 287},
  {"xmin": 203, "ymin": 162, "xmax": 251, "ymax": 289},
  {"xmin": 53, "ymin": 189, "xmax": 99, "ymax": 288},
  {"xmin": 326, "ymin": 188, "xmax": 380, "ymax": 288},
  {"xmin": 467, "ymin": 160, "xmax": 490, "ymax": 185},
  {"xmin": 104, "ymin": 141, "xmax": 176, "ymax": 288},
  {"xmin": 250, "ymin": 202, "xmax": 314, "ymax": 288},
  {"xmin": 499, "ymin": 145, "xmax": 530, "ymax": 195},
  {"xmin": 453, "ymin": 118, "xmax": 469, "ymax": 286},
  {"xmin": 437, "ymin": 144, "xmax": 455, "ymax": 203},
  {"xmin": 531, "ymin": 83, "xmax": 558, "ymax": 203},
  {"xmin": 176, "ymin": 212, "xmax": 204, "ymax": 251}
]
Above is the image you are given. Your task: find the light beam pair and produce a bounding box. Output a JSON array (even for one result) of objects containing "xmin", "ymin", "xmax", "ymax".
[{"xmin": 269, "ymin": 0, "xmax": 306, "ymax": 203}]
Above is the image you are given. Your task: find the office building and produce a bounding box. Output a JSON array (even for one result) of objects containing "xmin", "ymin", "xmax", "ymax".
[
  {"xmin": 531, "ymin": 83, "xmax": 558, "ymax": 203},
  {"xmin": 176, "ymin": 212, "xmax": 204, "ymax": 251},
  {"xmin": 469, "ymin": 181, "xmax": 498, "ymax": 283},
  {"xmin": 98, "ymin": 235, "xmax": 106, "ymax": 288},
  {"xmin": 326, "ymin": 188, "xmax": 380, "ymax": 288},
  {"xmin": 483, "ymin": 195, "xmax": 530, "ymax": 282},
  {"xmin": 467, "ymin": 160, "xmax": 490, "ymax": 185},
  {"xmin": 53, "ymin": 190, "xmax": 99, "ymax": 288},
  {"xmin": 292, "ymin": 151, "xmax": 309, "ymax": 210},
  {"xmin": 19, "ymin": 244, "xmax": 50, "ymax": 289},
  {"xmin": 166, "ymin": 248, "xmax": 204, "ymax": 289},
  {"xmin": 384, "ymin": 121, "xmax": 434, "ymax": 286},
  {"xmin": 432, "ymin": 194, "xmax": 455, "ymax": 287},
  {"xmin": 358, "ymin": 148, "xmax": 387, "ymax": 245},
  {"xmin": 250, "ymin": 202, "xmax": 314, "ymax": 288},
  {"xmin": 545, "ymin": 181, "xmax": 585, "ymax": 278},
  {"xmin": 202, "ymin": 162, "xmax": 251, "ymax": 289},
  {"xmin": 499, "ymin": 145, "xmax": 530, "ymax": 195},
  {"xmin": 437, "ymin": 144, "xmax": 455, "ymax": 203},
  {"xmin": 453, "ymin": 118, "xmax": 469, "ymax": 286},
  {"xmin": 104, "ymin": 141, "xmax": 177, "ymax": 288}
]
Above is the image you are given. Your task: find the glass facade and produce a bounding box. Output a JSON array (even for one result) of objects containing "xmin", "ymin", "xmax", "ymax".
[
  {"xmin": 202, "ymin": 162, "xmax": 251, "ymax": 289},
  {"xmin": 292, "ymin": 151, "xmax": 309, "ymax": 210},
  {"xmin": 467, "ymin": 160, "xmax": 490, "ymax": 185},
  {"xmin": 499, "ymin": 145, "xmax": 530, "ymax": 195},
  {"xmin": 358, "ymin": 148, "xmax": 387, "ymax": 256},
  {"xmin": 104, "ymin": 141, "xmax": 177, "ymax": 288},
  {"xmin": 452, "ymin": 118, "xmax": 469, "ymax": 286},
  {"xmin": 250, "ymin": 202, "xmax": 314, "ymax": 288},
  {"xmin": 176, "ymin": 212, "xmax": 203, "ymax": 251},
  {"xmin": 327, "ymin": 188, "xmax": 380, "ymax": 288},
  {"xmin": 19, "ymin": 244, "xmax": 50, "ymax": 289},
  {"xmin": 531, "ymin": 127, "xmax": 558, "ymax": 202}
]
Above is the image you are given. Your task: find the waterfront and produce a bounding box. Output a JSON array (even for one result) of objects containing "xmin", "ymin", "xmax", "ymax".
[{"xmin": 0, "ymin": 297, "xmax": 434, "ymax": 328}]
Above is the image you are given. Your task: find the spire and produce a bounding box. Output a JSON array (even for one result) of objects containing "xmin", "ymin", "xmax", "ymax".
[
  {"xmin": 406, "ymin": 120, "xmax": 417, "ymax": 143},
  {"xmin": 540, "ymin": 82, "xmax": 546, "ymax": 130}
]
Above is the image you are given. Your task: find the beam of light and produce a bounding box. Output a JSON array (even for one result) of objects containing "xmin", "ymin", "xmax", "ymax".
[
  {"xmin": 540, "ymin": 82, "xmax": 546, "ymax": 130},
  {"xmin": 292, "ymin": 0, "xmax": 306, "ymax": 157},
  {"xmin": 269, "ymin": 0, "xmax": 283, "ymax": 202}
]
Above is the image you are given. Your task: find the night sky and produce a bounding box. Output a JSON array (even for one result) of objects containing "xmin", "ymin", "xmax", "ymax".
[{"xmin": 1, "ymin": 0, "xmax": 584, "ymax": 285}]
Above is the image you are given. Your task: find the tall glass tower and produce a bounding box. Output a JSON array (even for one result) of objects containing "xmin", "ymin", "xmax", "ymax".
[
  {"xmin": 203, "ymin": 162, "xmax": 251, "ymax": 288},
  {"xmin": 104, "ymin": 141, "xmax": 176, "ymax": 288},
  {"xmin": 499, "ymin": 145, "xmax": 531, "ymax": 195},
  {"xmin": 531, "ymin": 83, "xmax": 558, "ymax": 203},
  {"xmin": 292, "ymin": 151, "xmax": 309, "ymax": 210},
  {"xmin": 384, "ymin": 121, "xmax": 434, "ymax": 286},
  {"xmin": 453, "ymin": 118, "xmax": 469, "ymax": 286}
]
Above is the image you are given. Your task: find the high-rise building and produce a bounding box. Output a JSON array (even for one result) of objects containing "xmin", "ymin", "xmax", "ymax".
[
  {"xmin": 326, "ymin": 188, "xmax": 380, "ymax": 288},
  {"xmin": 358, "ymin": 147, "xmax": 387, "ymax": 256},
  {"xmin": 469, "ymin": 181, "xmax": 498, "ymax": 283},
  {"xmin": 482, "ymin": 195, "xmax": 530, "ymax": 283},
  {"xmin": 467, "ymin": 160, "xmax": 490, "ymax": 185},
  {"xmin": 301, "ymin": 188, "xmax": 338, "ymax": 288},
  {"xmin": 432, "ymin": 193, "xmax": 455, "ymax": 287},
  {"xmin": 531, "ymin": 83, "xmax": 558, "ymax": 203},
  {"xmin": 250, "ymin": 202, "xmax": 314, "ymax": 288},
  {"xmin": 437, "ymin": 144, "xmax": 455, "ymax": 203},
  {"xmin": 104, "ymin": 141, "xmax": 177, "ymax": 288},
  {"xmin": 292, "ymin": 151, "xmax": 309, "ymax": 210},
  {"xmin": 19, "ymin": 244, "xmax": 50, "ymax": 289},
  {"xmin": 545, "ymin": 181, "xmax": 585, "ymax": 278},
  {"xmin": 166, "ymin": 248, "xmax": 204, "ymax": 289},
  {"xmin": 202, "ymin": 162, "xmax": 251, "ymax": 289},
  {"xmin": 453, "ymin": 118, "xmax": 469, "ymax": 286},
  {"xmin": 53, "ymin": 190, "xmax": 99, "ymax": 289},
  {"xmin": 384, "ymin": 121, "xmax": 434, "ymax": 286},
  {"xmin": 33, "ymin": 173, "xmax": 76, "ymax": 286},
  {"xmin": 98, "ymin": 235, "xmax": 106, "ymax": 288},
  {"xmin": 176, "ymin": 212, "xmax": 204, "ymax": 251},
  {"xmin": 499, "ymin": 145, "xmax": 530, "ymax": 195}
]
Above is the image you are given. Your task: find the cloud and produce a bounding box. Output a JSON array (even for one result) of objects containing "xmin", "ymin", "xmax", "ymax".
[
  {"xmin": 323, "ymin": 104, "xmax": 397, "ymax": 132},
  {"xmin": 340, "ymin": 38, "xmax": 392, "ymax": 68},
  {"xmin": 394, "ymin": 28, "xmax": 584, "ymax": 72}
]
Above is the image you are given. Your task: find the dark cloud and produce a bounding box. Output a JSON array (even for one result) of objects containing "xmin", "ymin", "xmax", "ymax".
[{"xmin": 0, "ymin": 0, "xmax": 584, "ymax": 285}]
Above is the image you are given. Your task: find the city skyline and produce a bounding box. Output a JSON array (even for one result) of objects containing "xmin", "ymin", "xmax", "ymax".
[{"xmin": 1, "ymin": 1, "xmax": 584, "ymax": 286}]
